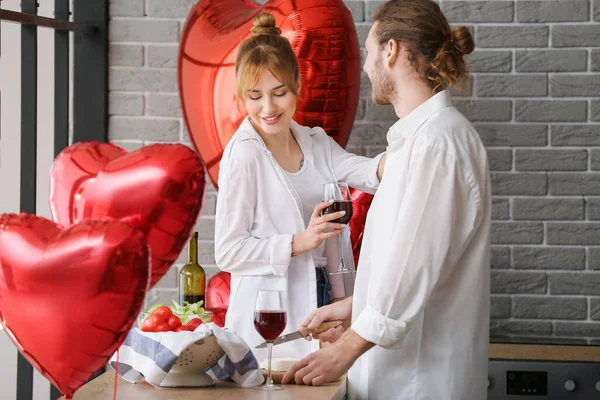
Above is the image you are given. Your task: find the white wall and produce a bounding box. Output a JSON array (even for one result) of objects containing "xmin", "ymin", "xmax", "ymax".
[{"xmin": 0, "ymin": 0, "xmax": 60, "ymax": 399}]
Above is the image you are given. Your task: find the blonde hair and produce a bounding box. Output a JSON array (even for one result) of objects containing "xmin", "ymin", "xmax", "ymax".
[
  {"xmin": 235, "ymin": 12, "xmax": 300, "ymax": 106},
  {"xmin": 373, "ymin": 0, "xmax": 474, "ymax": 93}
]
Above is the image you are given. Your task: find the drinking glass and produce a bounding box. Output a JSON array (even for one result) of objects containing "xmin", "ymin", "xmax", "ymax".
[
  {"xmin": 322, "ymin": 182, "xmax": 354, "ymax": 275},
  {"xmin": 254, "ymin": 290, "xmax": 287, "ymax": 390}
]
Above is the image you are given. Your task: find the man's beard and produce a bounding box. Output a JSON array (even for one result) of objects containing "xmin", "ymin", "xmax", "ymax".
[{"xmin": 371, "ymin": 58, "xmax": 395, "ymax": 105}]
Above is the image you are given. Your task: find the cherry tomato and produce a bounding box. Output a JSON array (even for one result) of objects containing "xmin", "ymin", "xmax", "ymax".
[
  {"xmin": 155, "ymin": 323, "xmax": 170, "ymax": 332},
  {"xmin": 140, "ymin": 314, "xmax": 161, "ymax": 332},
  {"xmin": 167, "ymin": 315, "xmax": 182, "ymax": 329},
  {"xmin": 152, "ymin": 306, "xmax": 173, "ymax": 320},
  {"xmin": 175, "ymin": 326, "xmax": 189, "ymax": 332},
  {"xmin": 185, "ymin": 318, "xmax": 203, "ymax": 331}
]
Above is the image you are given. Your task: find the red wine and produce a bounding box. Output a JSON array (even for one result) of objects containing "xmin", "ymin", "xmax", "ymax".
[
  {"xmin": 321, "ymin": 200, "xmax": 353, "ymax": 224},
  {"xmin": 254, "ymin": 310, "xmax": 287, "ymax": 342}
]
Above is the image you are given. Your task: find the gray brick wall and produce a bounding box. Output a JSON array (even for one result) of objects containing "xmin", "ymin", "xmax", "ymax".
[{"xmin": 109, "ymin": 0, "xmax": 600, "ymax": 344}]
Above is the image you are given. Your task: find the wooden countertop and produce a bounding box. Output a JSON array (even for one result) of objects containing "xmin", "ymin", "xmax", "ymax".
[
  {"xmin": 489, "ymin": 343, "xmax": 600, "ymax": 362},
  {"xmin": 74, "ymin": 343, "xmax": 600, "ymax": 399},
  {"xmin": 73, "ymin": 370, "xmax": 346, "ymax": 400}
]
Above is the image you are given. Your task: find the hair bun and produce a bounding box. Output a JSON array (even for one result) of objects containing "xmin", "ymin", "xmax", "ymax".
[
  {"xmin": 450, "ymin": 26, "xmax": 474, "ymax": 55},
  {"xmin": 251, "ymin": 12, "xmax": 281, "ymax": 37}
]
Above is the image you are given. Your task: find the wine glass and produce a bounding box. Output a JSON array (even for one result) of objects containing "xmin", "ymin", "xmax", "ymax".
[
  {"xmin": 254, "ymin": 290, "xmax": 287, "ymax": 391},
  {"xmin": 322, "ymin": 182, "xmax": 354, "ymax": 275}
]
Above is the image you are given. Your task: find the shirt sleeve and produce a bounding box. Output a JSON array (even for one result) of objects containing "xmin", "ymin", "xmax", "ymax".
[
  {"xmin": 329, "ymin": 136, "xmax": 383, "ymax": 194},
  {"xmin": 214, "ymin": 153, "xmax": 292, "ymax": 276},
  {"xmin": 352, "ymin": 146, "xmax": 482, "ymax": 348}
]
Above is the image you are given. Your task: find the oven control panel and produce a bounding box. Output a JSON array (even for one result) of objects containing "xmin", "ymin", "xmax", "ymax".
[{"xmin": 489, "ymin": 360, "xmax": 600, "ymax": 399}]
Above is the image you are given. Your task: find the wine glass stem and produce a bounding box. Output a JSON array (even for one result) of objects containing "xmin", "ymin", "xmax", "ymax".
[
  {"xmin": 339, "ymin": 227, "xmax": 345, "ymax": 270},
  {"xmin": 267, "ymin": 342, "xmax": 274, "ymax": 387}
]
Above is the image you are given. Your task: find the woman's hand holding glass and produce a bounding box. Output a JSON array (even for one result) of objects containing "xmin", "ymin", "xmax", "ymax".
[{"xmin": 292, "ymin": 201, "xmax": 346, "ymax": 256}]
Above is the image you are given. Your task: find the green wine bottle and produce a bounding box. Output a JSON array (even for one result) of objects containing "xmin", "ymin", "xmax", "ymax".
[{"xmin": 179, "ymin": 232, "xmax": 205, "ymax": 307}]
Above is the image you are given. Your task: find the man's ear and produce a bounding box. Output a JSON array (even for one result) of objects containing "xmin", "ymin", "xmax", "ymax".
[{"xmin": 384, "ymin": 39, "xmax": 400, "ymax": 68}]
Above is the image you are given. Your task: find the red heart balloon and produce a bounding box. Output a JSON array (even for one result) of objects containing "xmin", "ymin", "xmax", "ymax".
[
  {"xmin": 349, "ymin": 189, "xmax": 374, "ymax": 268},
  {"xmin": 0, "ymin": 214, "xmax": 149, "ymax": 398},
  {"xmin": 49, "ymin": 142, "xmax": 205, "ymax": 287},
  {"xmin": 205, "ymin": 271, "xmax": 231, "ymax": 327},
  {"xmin": 179, "ymin": 0, "xmax": 361, "ymax": 188}
]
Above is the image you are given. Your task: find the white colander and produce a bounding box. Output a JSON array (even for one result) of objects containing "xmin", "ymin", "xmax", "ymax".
[{"xmin": 159, "ymin": 334, "xmax": 225, "ymax": 387}]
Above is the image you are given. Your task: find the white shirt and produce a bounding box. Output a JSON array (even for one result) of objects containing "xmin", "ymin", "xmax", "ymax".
[
  {"xmin": 350, "ymin": 90, "xmax": 492, "ymax": 400},
  {"xmin": 215, "ymin": 117, "xmax": 382, "ymax": 364}
]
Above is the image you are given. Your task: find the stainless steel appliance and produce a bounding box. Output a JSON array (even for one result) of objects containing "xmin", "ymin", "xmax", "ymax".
[{"xmin": 488, "ymin": 359, "xmax": 600, "ymax": 399}]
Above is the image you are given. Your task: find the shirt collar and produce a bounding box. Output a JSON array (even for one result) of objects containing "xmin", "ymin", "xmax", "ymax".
[
  {"xmin": 236, "ymin": 117, "xmax": 315, "ymax": 165},
  {"xmin": 387, "ymin": 90, "xmax": 454, "ymax": 145}
]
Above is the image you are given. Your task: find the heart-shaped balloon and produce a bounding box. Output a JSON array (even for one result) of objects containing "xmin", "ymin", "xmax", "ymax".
[
  {"xmin": 349, "ymin": 189, "xmax": 374, "ymax": 267},
  {"xmin": 49, "ymin": 142, "xmax": 205, "ymax": 287},
  {"xmin": 179, "ymin": 0, "xmax": 360, "ymax": 188},
  {"xmin": 0, "ymin": 213, "xmax": 149, "ymax": 398},
  {"xmin": 205, "ymin": 271, "xmax": 231, "ymax": 327}
]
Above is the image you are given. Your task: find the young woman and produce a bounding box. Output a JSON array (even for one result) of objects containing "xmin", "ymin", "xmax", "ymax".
[{"xmin": 214, "ymin": 12, "xmax": 385, "ymax": 363}]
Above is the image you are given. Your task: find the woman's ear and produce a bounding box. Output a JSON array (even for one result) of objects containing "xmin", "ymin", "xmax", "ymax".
[{"xmin": 296, "ymin": 78, "xmax": 302, "ymax": 95}]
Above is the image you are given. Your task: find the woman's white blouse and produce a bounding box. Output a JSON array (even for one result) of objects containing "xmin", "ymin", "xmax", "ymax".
[{"xmin": 215, "ymin": 117, "xmax": 382, "ymax": 363}]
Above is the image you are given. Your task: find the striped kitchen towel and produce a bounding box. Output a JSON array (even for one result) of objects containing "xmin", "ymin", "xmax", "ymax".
[{"xmin": 109, "ymin": 322, "xmax": 264, "ymax": 387}]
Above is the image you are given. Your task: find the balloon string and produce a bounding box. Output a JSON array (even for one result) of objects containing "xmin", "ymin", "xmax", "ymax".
[{"xmin": 113, "ymin": 349, "xmax": 119, "ymax": 400}]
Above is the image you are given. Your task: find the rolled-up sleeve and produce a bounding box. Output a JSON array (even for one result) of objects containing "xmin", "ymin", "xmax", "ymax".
[
  {"xmin": 215, "ymin": 152, "xmax": 292, "ymax": 276},
  {"xmin": 352, "ymin": 147, "xmax": 482, "ymax": 348},
  {"xmin": 329, "ymin": 136, "xmax": 383, "ymax": 194}
]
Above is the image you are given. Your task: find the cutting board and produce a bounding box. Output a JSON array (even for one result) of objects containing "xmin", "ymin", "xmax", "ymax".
[
  {"xmin": 261, "ymin": 369, "xmax": 345, "ymax": 385},
  {"xmin": 261, "ymin": 369, "xmax": 290, "ymax": 384}
]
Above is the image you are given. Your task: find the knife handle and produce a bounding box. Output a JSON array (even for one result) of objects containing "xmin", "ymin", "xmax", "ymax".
[{"xmin": 299, "ymin": 320, "xmax": 343, "ymax": 337}]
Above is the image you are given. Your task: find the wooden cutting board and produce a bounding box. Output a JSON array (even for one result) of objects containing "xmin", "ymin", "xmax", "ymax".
[
  {"xmin": 261, "ymin": 369, "xmax": 345, "ymax": 385},
  {"xmin": 261, "ymin": 369, "xmax": 291, "ymax": 384}
]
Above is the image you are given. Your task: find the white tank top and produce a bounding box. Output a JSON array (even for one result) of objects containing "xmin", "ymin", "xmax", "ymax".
[{"xmin": 285, "ymin": 158, "xmax": 328, "ymax": 259}]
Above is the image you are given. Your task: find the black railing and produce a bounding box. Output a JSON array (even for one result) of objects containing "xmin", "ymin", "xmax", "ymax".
[{"xmin": 0, "ymin": 1, "xmax": 108, "ymax": 399}]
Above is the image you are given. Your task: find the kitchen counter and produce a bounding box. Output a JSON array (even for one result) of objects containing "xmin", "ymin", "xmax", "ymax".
[
  {"xmin": 66, "ymin": 343, "xmax": 600, "ymax": 399},
  {"xmin": 73, "ymin": 370, "xmax": 346, "ymax": 400}
]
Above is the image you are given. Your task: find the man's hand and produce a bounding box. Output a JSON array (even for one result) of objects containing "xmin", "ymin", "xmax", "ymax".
[
  {"xmin": 282, "ymin": 329, "xmax": 374, "ymax": 386},
  {"xmin": 281, "ymin": 341, "xmax": 353, "ymax": 386},
  {"xmin": 303, "ymin": 296, "xmax": 352, "ymax": 343}
]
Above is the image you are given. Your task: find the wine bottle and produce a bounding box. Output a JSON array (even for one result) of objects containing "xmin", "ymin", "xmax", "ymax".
[{"xmin": 179, "ymin": 232, "xmax": 205, "ymax": 306}]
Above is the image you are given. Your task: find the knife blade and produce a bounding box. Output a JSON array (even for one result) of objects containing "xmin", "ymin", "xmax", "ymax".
[{"xmin": 255, "ymin": 320, "xmax": 343, "ymax": 349}]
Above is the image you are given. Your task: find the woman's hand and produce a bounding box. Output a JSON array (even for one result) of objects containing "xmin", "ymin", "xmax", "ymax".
[{"xmin": 292, "ymin": 200, "xmax": 345, "ymax": 256}]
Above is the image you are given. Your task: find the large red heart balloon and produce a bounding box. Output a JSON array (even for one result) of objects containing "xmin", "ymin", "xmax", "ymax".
[
  {"xmin": 0, "ymin": 214, "xmax": 149, "ymax": 399},
  {"xmin": 179, "ymin": 0, "xmax": 361, "ymax": 188},
  {"xmin": 49, "ymin": 142, "xmax": 205, "ymax": 287}
]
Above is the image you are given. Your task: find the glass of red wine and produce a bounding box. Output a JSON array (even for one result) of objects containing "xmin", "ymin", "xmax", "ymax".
[
  {"xmin": 322, "ymin": 182, "xmax": 354, "ymax": 275},
  {"xmin": 254, "ymin": 290, "xmax": 287, "ymax": 391}
]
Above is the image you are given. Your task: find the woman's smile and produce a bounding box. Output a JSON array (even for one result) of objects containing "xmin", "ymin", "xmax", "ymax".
[{"xmin": 261, "ymin": 114, "xmax": 283, "ymax": 125}]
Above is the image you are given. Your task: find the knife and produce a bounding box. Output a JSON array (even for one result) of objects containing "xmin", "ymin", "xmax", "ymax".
[{"xmin": 255, "ymin": 320, "xmax": 343, "ymax": 348}]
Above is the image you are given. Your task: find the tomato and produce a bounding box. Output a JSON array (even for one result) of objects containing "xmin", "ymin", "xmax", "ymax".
[
  {"xmin": 175, "ymin": 326, "xmax": 189, "ymax": 332},
  {"xmin": 185, "ymin": 318, "xmax": 203, "ymax": 331},
  {"xmin": 155, "ymin": 323, "xmax": 171, "ymax": 332},
  {"xmin": 141, "ymin": 314, "xmax": 161, "ymax": 332},
  {"xmin": 152, "ymin": 306, "xmax": 173, "ymax": 320},
  {"xmin": 167, "ymin": 315, "xmax": 182, "ymax": 329}
]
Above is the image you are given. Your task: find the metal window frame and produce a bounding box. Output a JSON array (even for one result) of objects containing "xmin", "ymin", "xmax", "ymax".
[{"xmin": 0, "ymin": 0, "xmax": 108, "ymax": 399}]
